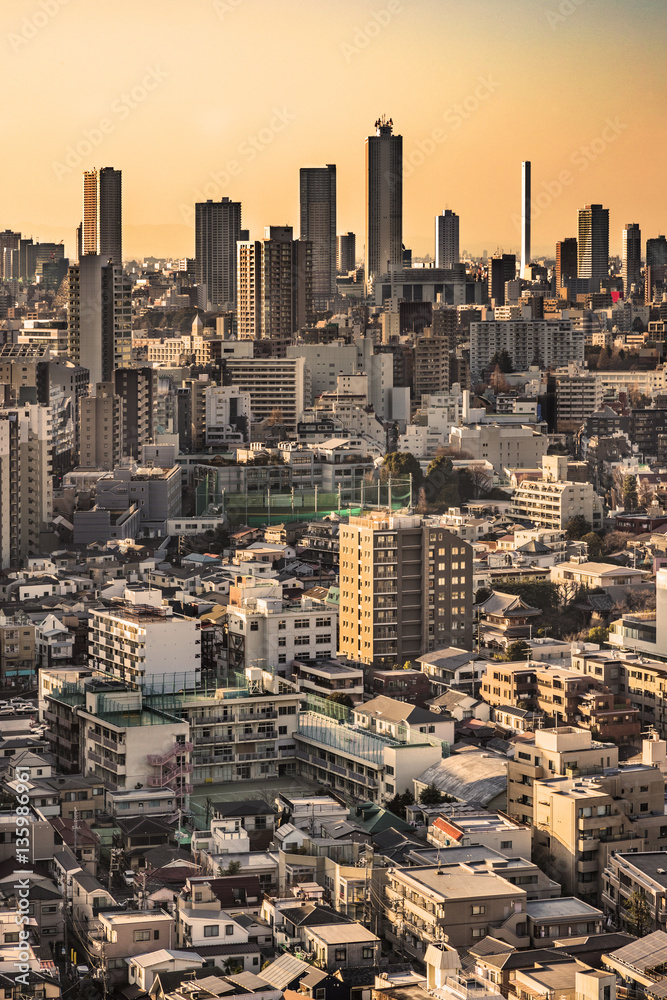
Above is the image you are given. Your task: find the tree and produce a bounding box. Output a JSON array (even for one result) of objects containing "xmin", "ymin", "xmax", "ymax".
[
  {"xmin": 622, "ymin": 474, "xmax": 638, "ymax": 511},
  {"xmin": 580, "ymin": 531, "xmax": 603, "ymax": 560},
  {"xmin": 419, "ymin": 783, "xmax": 444, "ymax": 805},
  {"xmin": 504, "ymin": 640, "xmax": 530, "ymax": 662},
  {"xmin": 381, "ymin": 451, "xmax": 423, "ymax": 490},
  {"xmin": 638, "ymin": 480, "xmax": 656, "ymax": 509},
  {"xmin": 424, "ymin": 455, "xmax": 459, "ymax": 507},
  {"xmin": 587, "ymin": 626, "xmax": 609, "ymax": 645},
  {"xmin": 416, "ymin": 486, "xmax": 429, "ymax": 514},
  {"xmin": 565, "ymin": 515, "xmax": 592, "ymax": 540},
  {"xmin": 490, "ymin": 349, "xmax": 514, "ymax": 373},
  {"xmin": 386, "ymin": 788, "xmax": 415, "ymax": 819},
  {"xmin": 475, "ymin": 587, "xmax": 492, "ymax": 605},
  {"xmin": 458, "ymin": 465, "xmax": 493, "ymax": 502},
  {"xmin": 223, "ymin": 860, "xmax": 242, "ymax": 876},
  {"xmin": 327, "ymin": 692, "xmax": 354, "ymax": 709},
  {"xmin": 625, "ymin": 889, "xmax": 652, "ymax": 936}
]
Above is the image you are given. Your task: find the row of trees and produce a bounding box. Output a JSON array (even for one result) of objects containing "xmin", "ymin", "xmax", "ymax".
[{"xmin": 381, "ymin": 451, "xmax": 505, "ymax": 508}]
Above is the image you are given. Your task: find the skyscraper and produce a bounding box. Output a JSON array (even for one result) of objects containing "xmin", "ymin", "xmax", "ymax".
[
  {"xmin": 67, "ymin": 255, "xmax": 131, "ymax": 386},
  {"xmin": 521, "ymin": 160, "xmax": 531, "ymax": 276},
  {"xmin": 337, "ymin": 232, "xmax": 356, "ymax": 274},
  {"xmin": 622, "ymin": 223, "xmax": 641, "ymax": 295},
  {"xmin": 556, "ymin": 238, "xmax": 578, "ymax": 290},
  {"xmin": 300, "ymin": 165, "xmax": 336, "ymax": 307},
  {"xmin": 577, "ymin": 204, "xmax": 609, "ymax": 291},
  {"xmin": 236, "ymin": 228, "xmax": 313, "ymax": 341},
  {"xmin": 435, "ymin": 209, "xmax": 460, "ymax": 269},
  {"xmin": 195, "ymin": 197, "xmax": 242, "ymax": 309},
  {"xmin": 82, "ymin": 167, "xmax": 122, "ymax": 265},
  {"xmin": 488, "ymin": 254, "xmax": 516, "ymax": 306},
  {"xmin": 647, "ymin": 236, "xmax": 667, "ymax": 268},
  {"xmin": 0, "ymin": 230, "xmax": 20, "ymax": 280},
  {"xmin": 365, "ymin": 116, "xmax": 402, "ymax": 289}
]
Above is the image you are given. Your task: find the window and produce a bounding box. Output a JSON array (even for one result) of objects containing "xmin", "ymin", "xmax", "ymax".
[
  {"xmin": 278, "ymin": 655, "xmax": 287, "ymax": 664},
  {"xmin": 133, "ymin": 930, "xmax": 151, "ymax": 942},
  {"xmin": 278, "ymin": 637, "xmax": 286, "ymax": 647},
  {"xmin": 471, "ymin": 928, "xmax": 486, "ymax": 939},
  {"xmin": 335, "ymin": 948, "xmax": 347, "ymax": 962},
  {"xmin": 204, "ymin": 925, "xmax": 219, "ymax": 937},
  {"xmin": 362, "ymin": 948, "xmax": 374, "ymax": 960},
  {"xmin": 472, "ymin": 905, "xmax": 485, "ymax": 915},
  {"xmin": 250, "ymin": 621, "xmax": 259, "ymax": 631},
  {"xmin": 225, "ymin": 924, "xmax": 235, "ymax": 936},
  {"xmin": 153, "ymin": 929, "xmax": 160, "ymax": 940},
  {"xmin": 500, "ymin": 841, "xmax": 512, "ymax": 850}
]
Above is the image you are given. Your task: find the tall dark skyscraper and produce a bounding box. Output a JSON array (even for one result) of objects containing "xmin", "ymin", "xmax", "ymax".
[
  {"xmin": 195, "ymin": 197, "xmax": 242, "ymax": 310},
  {"xmin": 647, "ymin": 235, "xmax": 667, "ymax": 268},
  {"xmin": 299, "ymin": 165, "xmax": 336, "ymax": 307},
  {"xmin": 337, "ymin": 232, "xmax": 356, "ymax": 274},
  {"xmin": 488, "ymin": 253, "xmax": 516, "ymax": 306},
  {"xmin": 435, "ymin": 209, "xmax": 459, "ymax": 268},
  {"xmin": 83, "ymin": 167, "xmax": 122, "ymax": 264},
  {"xmin": 521, "ymin": 160, "xmax": 531, "ymax": 276},
  {"xmin": 578, "ymin": 203, "xmax": 609, "ymax": 291},
  {"xmin": 365, "ymin": 116, "xmax": 402, "ymax": 290},
  {"xmin": 622, "ymin": 223, "xmax": 641, "ymax": 295},
  {"xmin": 556, "ymin": 238, "xmax": 578, "ymax": 290}
]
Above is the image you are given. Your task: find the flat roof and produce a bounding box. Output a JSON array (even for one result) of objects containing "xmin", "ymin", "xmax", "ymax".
[
  {"xmin": 394, "ymin": 864, "xmax": 524, "ymax": 900},
  {"xmin": 526, "ymin": 898, "xmax": 602, "ymax": 921},
  {"xmin": 307, "ymin": 923, "xmax": 378, "ymax": 944}
]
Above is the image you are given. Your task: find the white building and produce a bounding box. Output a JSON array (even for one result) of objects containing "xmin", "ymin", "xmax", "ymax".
[
  {"xmin": 204, "ymin": 385, "xmax": 251, "ymax": 447},
  {"xmin": 88, "ymin": 602, "xmax": 200, "ymax": 691},
  {"xmin": 510, "ymin": 456, "xmax": 603, "ymax": 530},
  {"xmin": 226, "ymin": 357, "xmax": 309, "ymax": 429},
  {"xmin": 449, "ymin": 423, "xmax": 549, "ymax": 474},
  {"xmin": 470, "ymin": 318, "xmax": 584, "ymax": 380}
]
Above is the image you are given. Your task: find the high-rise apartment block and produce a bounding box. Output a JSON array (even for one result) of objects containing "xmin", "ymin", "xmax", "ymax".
[
  {"xmin": 556, "ymin": 237, "xmax": 578, "ymax": 290},
  {"xmin": 300, "ymin": 165, "xmax": 336, "ymax": 306},
  {"xmin": 578, "ymin": 203, "xmax": 609, "ymax": 291},
  {"xmin": 67, "ymin": 255, "xmax": 131, "ymax": 385},
  {"xmin": 338, "ymin": 511, "xmax": 473, "ymax": 666},
  {"xmin": 0, "ymin": 404, "xmax": 52, "ymax": 569},
  {"xmin": 622, "ymin": 222, "xmax": 641, "ymax": 294},
  {"xmin": 114, "ymin": 367, "xmax": 158, "ymax": 460},
  {"xmin": 488, "ymin": 253, "xmax": 516, "ymax": 305},
  {"xmin": 82, "ymin": 167, "xmax": 122, "ymax": 264},
  {"xmin": 337, "ymin": 231, "xmax": 356, "ymax": 274},
  {"xmin": 79, "ymin": 382, "xmax": 123, "ymax": 470},
  {"xmin": 195, "ymin": 197, "xmax": 242, "ymax": 309},
  {"xmin": 435, "ymin": 209, "xmax": 459, "ymax": 269},
  {"xmin": 365, "ymin": 117, "xmax": 402, "ymax": 288},
  {"xmin": 0, "ymin": 230, "xmax": 20, "ymax": 279},
  {"xmin": 647, "ymin": 235, "xmax": 667, "ymax": 267},
  {"xmin": 236, "ymin": 227, "xmax": 313, "ymax": 341}
]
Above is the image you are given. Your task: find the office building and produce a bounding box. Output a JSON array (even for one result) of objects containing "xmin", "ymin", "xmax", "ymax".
[
  {"xmin": 337, "ymin": 231, "xmax": 356, "ymax": 274},
  {"xmin": 365, "ymin": 116, "xmax": 402, "ymax": 288},
  {"xmin": 338, "ymin": 511, "xmax": 473, "ymax": 666},
  {"xmin": 194, "ymin": 197, "xmax": 242, "ymax": 309},
  {"xmin": 488, "ymin": 254, "xmax": 516, "ymax": 306},
  {"xmin": 647, "ymin": 235, "xmax": 667, "ymax": 267},
  {"xmin": 578, "ymin": 204, "xmax": 609, "ymax": 291},
  {"xmin": 0, "ymin": 230, "xmax": 20, "ymax": 279},
  {"xmin": 300, "ymin": 165, "xmax": 336, "ymax": 306},
  {"xmin": 82, "ymin": 167, "xmax": 122, "ymax": 264},
  {"xmin": 435, "ymin": 209, "xmax": 460, "ymax": 269},
  {"xmin": 622, "ymin": 222, "xmax": 641, "ymax": 294},
  {"xmin": 556, "ymin": 238, "xmax": 578, "ymax": 290},
  {"xmin": 0, "ymin": 404, "xmax": 52, "ymax": 569},
  {"xmin": 67, "ymin": 255, "xmax": 131, "ymax": 386},
  {"xmin": 521, "ymin": 160, "xmax": 531, "ymax": 276},
  {"xmin": 78, "ymin": 382, "xmax": 123, "ymax": 470}
]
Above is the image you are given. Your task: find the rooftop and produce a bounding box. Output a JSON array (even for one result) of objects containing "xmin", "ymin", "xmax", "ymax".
[{"xmin": 525, "ymin": 898, "xmax": 603, "ymax": 921}]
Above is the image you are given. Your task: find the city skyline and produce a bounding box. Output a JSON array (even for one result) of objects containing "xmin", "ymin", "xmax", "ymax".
[{"xmin": 5, "ymin": 0, "xmax": 667, "ymax": 260}]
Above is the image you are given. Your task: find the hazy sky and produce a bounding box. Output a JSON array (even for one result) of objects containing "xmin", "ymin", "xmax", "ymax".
[{"xmin": 4, "ymin": 0, "xmax": 666, "ymax": 261}]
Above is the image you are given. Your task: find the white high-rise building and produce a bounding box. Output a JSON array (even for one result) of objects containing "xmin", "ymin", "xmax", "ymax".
[
  {"xmin": 67, "ymin": 255, "xmax": 131, "ymax": 386},
  {"xmin": 365, "ymin": 116, "xmax": 402, "ymax": 290},
  {"xmin": 435, "ymin": 209, "xmax": 459, "ymax": 269}
]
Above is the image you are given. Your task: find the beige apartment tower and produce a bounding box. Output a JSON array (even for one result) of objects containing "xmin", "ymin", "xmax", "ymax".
[
  {"xmin": 338, "ymin": 511, "xmax": 472, "ymax": 666},
  {"xmin": 78, "ymin": 382, "xmax": 123, "ymax": 470}
]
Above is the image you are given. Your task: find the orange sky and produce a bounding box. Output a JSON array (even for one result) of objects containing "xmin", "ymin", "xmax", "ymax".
[{"xmin": 4, "ymin": 0, "xmax": 666, "ymax": 261}]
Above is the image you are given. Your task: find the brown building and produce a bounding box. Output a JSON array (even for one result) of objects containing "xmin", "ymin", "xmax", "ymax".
[
  {"xmin": 0, "ymin": 617, "xmax": 36, "ymax": 689},
  {"xmin": 78, "ymin": 381, "xmax": 123, "ymax": 470},
  {"xmin": 414, "ymin": 330, "xmax": 449, "ymax": 399},
  {"xmin": 362, "ymin": 665, "xmax": 431, "ymax": 706},
  {"xmin": 338, "ymin": 511, "xmax": 473, "ymax": 666}
]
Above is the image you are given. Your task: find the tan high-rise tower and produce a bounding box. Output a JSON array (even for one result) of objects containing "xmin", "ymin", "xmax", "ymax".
[{"xmin": 83, "ymin": 167, "xmax": 122, "ymax": 265}]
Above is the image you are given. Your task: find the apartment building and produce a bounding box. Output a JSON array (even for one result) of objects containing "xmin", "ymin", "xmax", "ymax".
[
  {"xmin": 384, "ymin": 863, "xmax": 530, "ymax": 958},
  {"xmin": 78, "ymin": 381, "xmax": 124, "ymax": 470},
  {"xmin": 226, "ymin": 586, "xmax": 337, "ymax": 674},
  {"xmin": 534, "ymin": 764, "xmax": 666, "ymax": 906},
  {"xmin": 570, "ymin": 648, "xmax": 667, "ymax": 733},
  {"xmin": 179, "ymin": 668, "xmax": 302, "ymax": 784},
  {"xmin": 0, "ymin": 404, "xmax": 52, "ymax": 570},
  {"xmin": 602, "ymin": 852, "xmax": 667, "ymax": 934},
  {"xmin": 448, "ymin": 423, "xmax": 548, "ymax": 474},
  {"xmin": 551, "ymin": 560, "xmax": 648, "ymax": 592},
  {"xmin": 292, "ymin": 659, "xmax": 364, "ymax": 704},
  {"xmin": 0, "ymin": 616, "xmax": 36, "ymax": 689},
  {"xmin": 294, "ymin": 709, "xmax": 443, "ymax": 803},
  {"xmin": 555, "ymin": 368, "xmax": 603, "ymax": 427},
  {"xmin": 338, "ymin": 511, "xmax": 473, "ymax": 666},
  {"xmin": 470, "ymin": 318, "xmax": 583, "ymax": 380},
  {"xmin": 226, "ymin": 356, "xmax": 309, "ymax": 429},
  {"xmin": 88, "ymin": 602, "xmax": 200, "ymax": 692},
  {"xmin": 427, "ymin": 812, "xmax": 532, "ymax": 859},
  {"xmin": 507, "ymin": 726, "xmax": 619, "ymax": 824},
  {"xmin": 510, "ymin": 456, "xmax": 603, "ymax": 530},
  {"xmin": 95, "ymin": 911, "xmax": 176, "ymax": 984}
]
